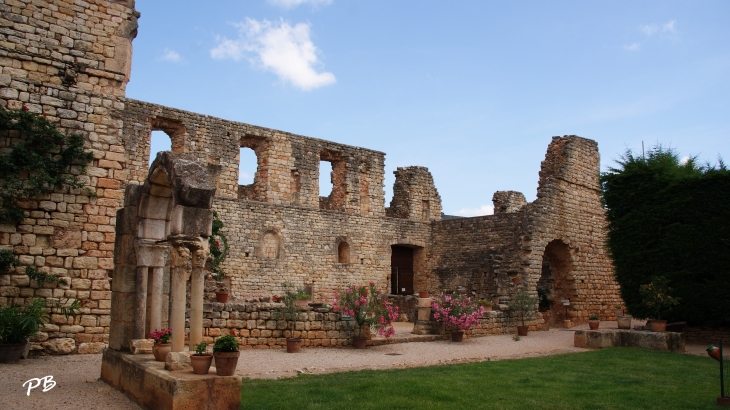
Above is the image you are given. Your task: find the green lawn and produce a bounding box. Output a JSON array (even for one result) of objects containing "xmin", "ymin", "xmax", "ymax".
[{"xmin": 240, "ymin": 348, "xmax": 720, "ymax": 409}]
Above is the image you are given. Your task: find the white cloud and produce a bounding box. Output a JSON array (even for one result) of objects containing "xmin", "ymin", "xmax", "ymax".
[
  {"xmin": 210, "ymin": 18, "xmax": 336, "ymax": 91},
  {"xmin": 160, "ymin": 48, "xmax": 182, "ymax": 62},
  {"xmin": 623, "ymin": 42, "xmax": 640, "ymax": 52},
  {"xmin": 680, "ymin": 156, "xmax": 690, "ymax": 165},
  {"xmin": 452, "ymin": 205, "xmax": 494, "ymax": 217},
  {"xmin": 640, "ymin": 20, "xmax": 677, "ymax": 37},
  {"xmin": 267, "ymin": 0, "xmax": 332, "ymax": 9}
]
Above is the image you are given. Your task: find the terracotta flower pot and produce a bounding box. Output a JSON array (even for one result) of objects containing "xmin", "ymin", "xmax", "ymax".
[
  {"xmin": 215, "ymin": 291, "xmax": 229, "ymax": 303},
  {"xmin": 190, "ymin": 355, "xmax": 213, "ymax": 374},
  {"xmin": 511, "ymin": 277, "xmax": 520, "ymax": 284},
  {"xmin": 451, "ymin": 331, "xmax": 464, "ymax": 342},
  {"xmin": 213, "ymin": 351, "xmax": 240, "ymax": 376},
  {"xmin": 492, "ymin": 297, "xmax": 501, "ymax": 305},
  {"xmin": 588, "ymin": 320, "xmax": 600, "ymax": 330},
  {"xmin": 650, "ymin": 320, "xmax": 667, "ymax": 332},
  {"xmin": 483, "ymin": 305, "xmax": 493, "ymax": 312},
  {"xmin": 152, "ymin": 343, "xmax": 171, "ymax": 362},
  {"xmin": 614, "ymin": 309, "xmax": 624, "ymax": 318},
  {"xmin": 617, "ymin": 315, "xmax": 632, "ymax": 329},
  {"xmin": 707, "ymin": 345, "xmax": 722, "ymax": 362},
  {"xmin": 0, "ymin": 342, "xmax": 28, "ymax": 364},
  {"xmin": 418, "ymin": 291, "xmax": 429, "ymax": 298},
  {"xmin": 286, "ymin": 338, "xmax": 302, "ymax": 353},
  {"xmin": 294, "ymin": 299, "xmax": 310, "ymax": 308},
  {"xmin": 517, "ymin": 326, "xmax": 528, "ymax": 336},
  {"xmin": 352, "ymin": 336, "xmax": 367, "ymax": 349}
]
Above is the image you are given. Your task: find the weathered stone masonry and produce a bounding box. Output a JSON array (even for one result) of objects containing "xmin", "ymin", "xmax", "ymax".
[{"xmin": 1, "ymin": 0, "xmax": 622, "ymax": 353}]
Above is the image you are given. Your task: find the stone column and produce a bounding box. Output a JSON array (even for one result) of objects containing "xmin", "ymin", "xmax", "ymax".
[
  {"xmin": 169, "ymin": 244, "xmax": 191, "ymax": 352},
  {"xmin": 134, "ymin": 241, "xmax": 170, "ymax": 339},
  {"xmin": 189, "ymin": 244, "xmax": 209, "ymax": 351},
  {"xmin": 133, "ymin": 266, "xmax": 148, "ymax": 340},
  {"xmin": 149, "ymin": 267, "xmax": 164, "ymax": 332}
]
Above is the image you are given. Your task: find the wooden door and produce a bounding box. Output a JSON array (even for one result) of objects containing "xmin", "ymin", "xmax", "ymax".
[{"xmin": 391, "ymin": 246, "xmax": 414, "ymax": 295}]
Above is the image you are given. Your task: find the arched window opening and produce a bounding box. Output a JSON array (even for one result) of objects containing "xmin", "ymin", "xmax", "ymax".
[
  {"xmin": 319, "ymin": 160, "xmax": 333, "ymax": 197},
  {"xmin": 149, "ymin": 130, "xmax": 171, "ymax": 166},
  {"xmin": 238, "ymin": 147, "xmax": 257, "ymax": 185},
  {"xmin": 337, "ymin": 241, "xmax": 350, "ymax": 264}
]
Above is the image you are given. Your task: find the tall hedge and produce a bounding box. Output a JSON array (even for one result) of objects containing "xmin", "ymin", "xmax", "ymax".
[{"xmin": 601, "ymin": 147, "xmax": 730, "ymax": 326}]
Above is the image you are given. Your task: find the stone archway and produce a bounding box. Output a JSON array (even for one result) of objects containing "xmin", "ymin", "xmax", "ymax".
[
  {"xmin": 109, "ymin": 152, "xmax": 217, "ymax": 353},
  {"xmin": 537, "ymin": 239, "xmax": 575, "ymax": 327}
]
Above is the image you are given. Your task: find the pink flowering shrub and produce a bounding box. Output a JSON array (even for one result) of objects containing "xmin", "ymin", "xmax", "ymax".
[
  {"xmin": 332, "ymin": 283, "xmax": 399, "ymax": 339},
  {"xmin": 148, "ymin": 328, "xmax": 172, "ymax": 344},
  {"xmin": 431, "ymin": 292, "xmax": 485, "ymax": 331}
]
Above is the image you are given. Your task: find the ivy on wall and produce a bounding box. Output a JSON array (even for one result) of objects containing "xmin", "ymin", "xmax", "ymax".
[
  {"xmin": 209, "ymin": 211, "xmax": 229, "ymax": 282},
  {"xmin": 0, "ymin": 107, "xmax": 92, "ymax": 223},
  {"xmin": 601, "ymin": 146, "xmax": 730, "ymax": 326}
]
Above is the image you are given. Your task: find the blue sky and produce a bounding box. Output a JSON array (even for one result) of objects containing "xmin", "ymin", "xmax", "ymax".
[{"xmin": 130, "ymin": 0, "xmax": 729, "ymax": 216}]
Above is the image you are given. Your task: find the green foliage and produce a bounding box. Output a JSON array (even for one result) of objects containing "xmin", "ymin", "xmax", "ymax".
[
  {"xmin": 508, "ymin": 289, "xmax": 537, "ymax": 327},
  {"xmin": 194, "ymin": 342, "xmax": 208, "ymax": 356},
  {"xmin": 0, "ymin": 108, "xmax": 92, "ymax": 223},
  {"xmin": 0, "ymin": 249, "xmax": 19, "ymax": 272},
  {"xmin": 0, "ymin": 297, "xmax": 80, "ymax": 344},
  {"xmin": 601, "ymin": 146, "xmax": 730, "ymax": 325},
  {"xmin": 589, "ymin": 315, "xmax": 599, "ymax": 321},
  {"xmin": 240, "ymin": 349, "xmax": 717, "ymax": 409},
  {"xmin": 280, "ymin": 283, "xmax": 302, "ymax": 326},
  {"xmin": 208, "ymin": 211, "xmax": 229, "ymax": 282},
  {"xmin": 213, "ymin": 334, "xmax": 239, "ymax": 352},
  {"xmin": 25, "ymin": 265, "xmax": 68, "ymax": 286}
]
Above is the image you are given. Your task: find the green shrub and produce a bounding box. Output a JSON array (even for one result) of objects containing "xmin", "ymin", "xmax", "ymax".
[
  {"xmin": 601, "ymin": 146, "xmax": 730, "ymax": 326},
  {"xmin": 0, "ymin": 249, "xmax": 18, "ymax": 272},
  {"xmin": 213, "ymin": 334, "xmax": 239, "ymax": 352}
]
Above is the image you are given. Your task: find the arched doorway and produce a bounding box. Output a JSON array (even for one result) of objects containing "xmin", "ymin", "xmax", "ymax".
[{"xmin": 537, "ymin": 239, "xmax": 575, "ymax": 327}]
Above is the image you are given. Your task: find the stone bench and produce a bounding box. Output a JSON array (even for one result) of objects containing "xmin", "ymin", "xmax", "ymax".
[{"xmin": 574, "ymin": 328, "xmax": 684, "ymax": 353}]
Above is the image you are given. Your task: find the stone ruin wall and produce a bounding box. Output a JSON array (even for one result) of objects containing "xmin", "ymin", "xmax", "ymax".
[
  {"xmin": 0, "ymin": 0, "xmax": 138, "ymax": 355},
  {"xmin": 119, "ymin": 100, "xmax": 440, "ymax": 304},
  {"xmin": 428, "ymin": 136, "xmax": 622, "ymax": 328},
  {"xmin": 0, "ymin": 0, "xmax": 623, "ymax": 354}
]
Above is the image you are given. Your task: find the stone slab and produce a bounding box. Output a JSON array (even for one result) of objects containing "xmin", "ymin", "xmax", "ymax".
[
  {"xmin": 574, "ymin": 329, "xmax": 685, "ymax": 353},
  {"xmin": 101, "ymin": 348, "xmax": 241, "ymax": 410}
]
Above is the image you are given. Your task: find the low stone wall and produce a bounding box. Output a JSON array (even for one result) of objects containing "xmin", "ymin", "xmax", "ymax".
[
  {"xmin": 197, "ymin": 302, "xmax": 355, "ymax": 348},
  {"xmin": 574, "ymin": 329, "xmax": 685, "ymax": 353},
  {"xmin": 192, "ymin": 302, "xmax": 546, "ymax": 348},
  {"xmin": 684, "ymin": 327, "xmax": 730, "ymax": 345}
]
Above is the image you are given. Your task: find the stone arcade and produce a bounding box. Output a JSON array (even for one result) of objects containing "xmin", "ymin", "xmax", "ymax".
[{"xmin": 0, "ymin": 2, "xmax": 621, "ymax": 355}]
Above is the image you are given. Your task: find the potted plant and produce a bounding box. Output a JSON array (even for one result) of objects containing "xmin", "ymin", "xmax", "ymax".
[
  {"xmin": 190, "ymin": 342, "xmax": 213, "ymax": 374},
  {"xmin": 148, "ymin": 328, "xmax": 172, "ymax": 362},
  {"xmin": 333, "ymin": 282, "xmax": 399, "ymax": 348},
  {"xmin": 0, "ymin": 297, "xmax": 79, "ymax": 363},
  {"xmin": 639, "ymin": 276, "xmax": 680, "ymax": 332},
  {"xmin": 588, "ymin": 315, "xmax": 600, "ymax": 330},
  {"xmin": 491, "ymin": 294, "xmax": 501, "ymax": 306},
  {"xmin": 215, "ymin": 284, "xmax": 229, "ymax": 303},
  {"xmin": 508, "ymin": 289, "xmax": 537, "ymax": 336},
  {"xmin": 293, "ymin": 287, "xmax": 311, "ymax": 308},
  {"xmin": 614, "ymin": 304, "xmax": 624, "ymax": 318},
  {"xmin": 281, "ymin": 283, "xmax": 303, "ymax": 353},
  {"xmin": 478, "ymin": 299, "xmax": 493, "ymax": 312},
  {"xmin": 431, "ymin": 291, "xmax": 485, "ymax": 342},
  {"xmin": 212, "ymin": 334, "xmax": 239, "ymax": 376},
  {"xmin": 418, "ymin": 290, "xmax": 429, "ymax": 298}
]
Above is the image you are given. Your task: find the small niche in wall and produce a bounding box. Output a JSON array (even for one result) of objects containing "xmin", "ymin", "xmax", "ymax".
[{"xmin": 337, "ymin": 241, "xmax": 350, "ymax": 264}]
